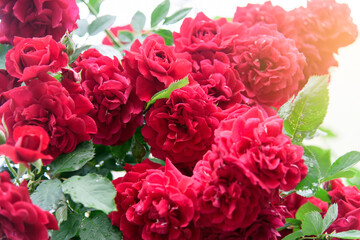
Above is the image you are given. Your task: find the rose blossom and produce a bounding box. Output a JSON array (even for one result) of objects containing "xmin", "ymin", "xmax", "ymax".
[
  {"xmin": 288, "ymin": 0, "xmax": 358, "ymax": 78},
  {"xmin": 0, "ymin": 171, "xmax": 58, "ymax": 239},
  {"xmin": 325, "ymin": 181, "xmax": 360, "ymax": 236},
  {"xmin": 233, "ymin": 2, "xmax": 295, "ymax": 38},
  {"xmin": 192, "ymin": 158, "xmax": 266, "ymax": 232},
  {"xmin": 5, "ymin": 36, "xmax": 68, "ymax": 82},
  {"xmin": 0, "ymin": 125, "xmax": 52, "ymax": 168},
  {"xmin": 109, "ymin": 159, "xmax": 163, "ymax": 239},
  {"xmin": 110, "ymin": 160, "xmax": 200, "ymax": 240},
  {"xmin": 173, "ymin": 12, "xmax": 247, "ymax": 55},
  {"xmin": 212, "ymin": 105, "xmax": 307, "ymax": 193},
  {"xmin": 230, "ymin": 24, "xmax": 306, "ymax": 107},
  {"xmin": 0, "ymin": 0, "xmax": 79, "ymax": 44},
  {"xmin": 0, "ymin": 73, "xmax": 97, "ymax": 162},
  {"xmin": 122, "ymin": 34, "xmax": 192, "ymax": 102},
  {"xmin": 142, "ymin": 84, "xmax": 222, "ymax": 173},
  {"xmin": 72, "ymin": 48, "xmax": 143, "ymax": 145},
  {"xmin": 189, "ymin": 51, "xmax": 249, "ymax": 109}
]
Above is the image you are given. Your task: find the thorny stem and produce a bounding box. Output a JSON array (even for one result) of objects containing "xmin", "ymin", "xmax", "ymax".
[{"xmin": 80, "ymin": 0, "xmax": 122, "ymax": 49}]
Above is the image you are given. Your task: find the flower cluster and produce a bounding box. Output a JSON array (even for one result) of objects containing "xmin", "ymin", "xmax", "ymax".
[{"xmin": 0, "ymin": 0, "xmax": 358, "ymax": 239}]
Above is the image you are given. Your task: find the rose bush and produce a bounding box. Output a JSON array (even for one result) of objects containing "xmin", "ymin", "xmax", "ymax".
[{"xmin": 0, "ymin": 0, "xmax": 359, "ymax": 239}]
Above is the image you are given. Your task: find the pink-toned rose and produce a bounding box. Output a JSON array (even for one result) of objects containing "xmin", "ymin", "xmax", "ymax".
[
  {"xmin": 231, "ymin": 24, "xmax": 306, "ymax": 107},
  {"xmin": 233, "ymin": 2, "xmax": 296, "ymax": 40},
  {"xmin": 0, "ymin": 0, "xmax": 79, "ymax": 44},
  {"xmin": 212, "ymin": 105, "xmax": 307, "ymax": 192},
  {"xmin": 0, "ymin": 125, "xmax": 52, "ymax": 168},
  {"xmin": 72, "ymin": 48, "xmax": 143, "ymax": 145},
  {"xmin": 0, "ymin": 73, "xmax": 97, "ymax": 162},
  {"xmin": 0, "ymin": 171, "xmax": 58, "ymax": 240},
  {"xmin": 288, "ymin": 0, "xmax": 358, "ymax": 79},
  {"xmin": 142, "ymin": 84, "xmax": 222, "ymax": 173},
  {"xmin": 123, "ymin": 34, "xmax": 192, "ymax": 102},
  {"xmin": 5, "ymin": 36, "xmax": 68, "ymax": 82}
]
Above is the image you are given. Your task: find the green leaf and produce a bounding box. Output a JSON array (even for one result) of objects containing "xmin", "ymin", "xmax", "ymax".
[
  {"xmin": 52, "ymin": 212, "xmax": 82, "ymax": 240},
  {"xmin": 32, "ymin": 159, "xmax": 43, "ymax": 173},
  {"xmin": 89, "ymin": 0, "xmax": 103, "ymax": 15},
  {"xmin": 31, "ymin": 179, "xmax": 64, "ymax": 212},
  {"xmin": 149, "ymin": 158, "xmax": 166, "ymax": 166},
  {"xmin": 324, "ymin": 151, "xmax": 360, "ymax": 181},
  {"xmin": 50, "ymin": 141, "xmax": 95, "ymax": 175},
  {"xmin": 302, "ymin": 211, "xmax": 323, "ymax": 236},
  {"xmin": 296, "ymin": 146, "xmax": 321, "ymax": 197},
  {"xmin": 131, "ymin": 11, "xmax": 146, "ymax": 32},
  {"xmin": 74, "ymin": 19, "xmax": 89, "ymax": 37},
  {"xmin": 321, "ymin": 169, "xmax": 356, "ymax": 183},
  {"xmin": 322, "ymin": 204, "xmax": 338, "ymax": 233},
  {"xmin": 151, "ymin": 0, "xmax": 170, "ymax": 28},
  {"xmin": 117, "ymin": 31, "xmax": 134, "ymax": 43},
  {"xmin": 79, "ymin": 211, "xmax": 122, "ymax": 240},
  {"xmin": 295, "ymin": 202, "xmax": 321, "ymax": 221},
  {"xmin": 55, "ymin": 201, "xmax": 68, "ymax": 225},
  {"xmin": 0, "ymin": 44, "xmax": 12, "ymax": 69},
  {"xmin": 306, "ymin": 145, "xmax": 331, "ymax": 178},
  {"xmin": 110, "ymin": 138, "xmax": 132, "ymax": 160},
  {"xmin": 154, "ymin": 29, "xmax": 173, "ymax": 45},
  {"xmin": 329, "ymin": 230, "xmax": 360, "ymax": 239},
  {"xmin": 69, "ymin": 45, "xmax": 91, "ymax": 64},
  {"xmin": 145, "ymin": 76, "xmax": 189, "ymax": 110},
  {"xmin": 62, "ymin": 173, "xmax": 116, "ymax": 214},
  {"xmin": 314, "ymin": 187, "xmax": 331, "ymax": 203},
  {"xmin": 278, "ymin": 75, "xmax": 329, "ymax": 144},
  {"xmin": 88, "ymin": 15, "xmax": 116, "ymax": 36},
  {"xmin": 282, "ymin": 230, "xmax": 304, "ymax": 240},
  {"xmin": 163, "ymin": 8, "xmax": 192, "ymax": 25}
]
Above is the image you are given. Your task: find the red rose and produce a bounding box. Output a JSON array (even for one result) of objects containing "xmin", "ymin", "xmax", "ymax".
[
  {"xmin": 189, "ymin": 51, "xmax": 249, "ymax": 109},
  {"xmin": 212, "ymin": 105, "xmax": 306, "ymax": 192},
  {"xmin": 0, "ymin": 125, "xmax": 52, "ymax": 167},
  {"xmin": 123, "ymin": 34, "xmax": 192, "ymax": 102},
  {"xmin": 110, "ymin": 160, "xmax": 200, "ymax": 240},
  {"xmin": 231, "ymin": 24, "xmax": 306, "ymax": 107},
  {"xmin": 125, "ymin": 160, "xmax": 200, "ymax": 240},
  {"xmin": 72, "ymin": 48, "xmax": 143, "ymax": 145},
  {"xmin": 282, "ymin": 193, "xmax": 328, "ymax": 218},
  {"xmin": 5, "ymin": 36, "xmax": 68, "ymax": 82},
  {"xmin": 142, "ymin": 84, "xmax": 222, "ymax": 172},
  {"xmin": 0, "ymin": 171, "xmax": 58, "ymax": 240},
  {"xmin": 109, "ymin": 159, "xmax": 163, "ymax": 239},
  {"xmin": 0, "ymin": 73, "xmax": 97, "ymax": 162},
  {"xmin": 192, "ymin": 158, "xmax": 266, "ymax": 231},
  {"xmin": 0, "ymin": 0, "xmax": 79, "ymax": 44},
  {"xmin": 326, "ymin": 182, "xmax": 360, "ymax": 236}
]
